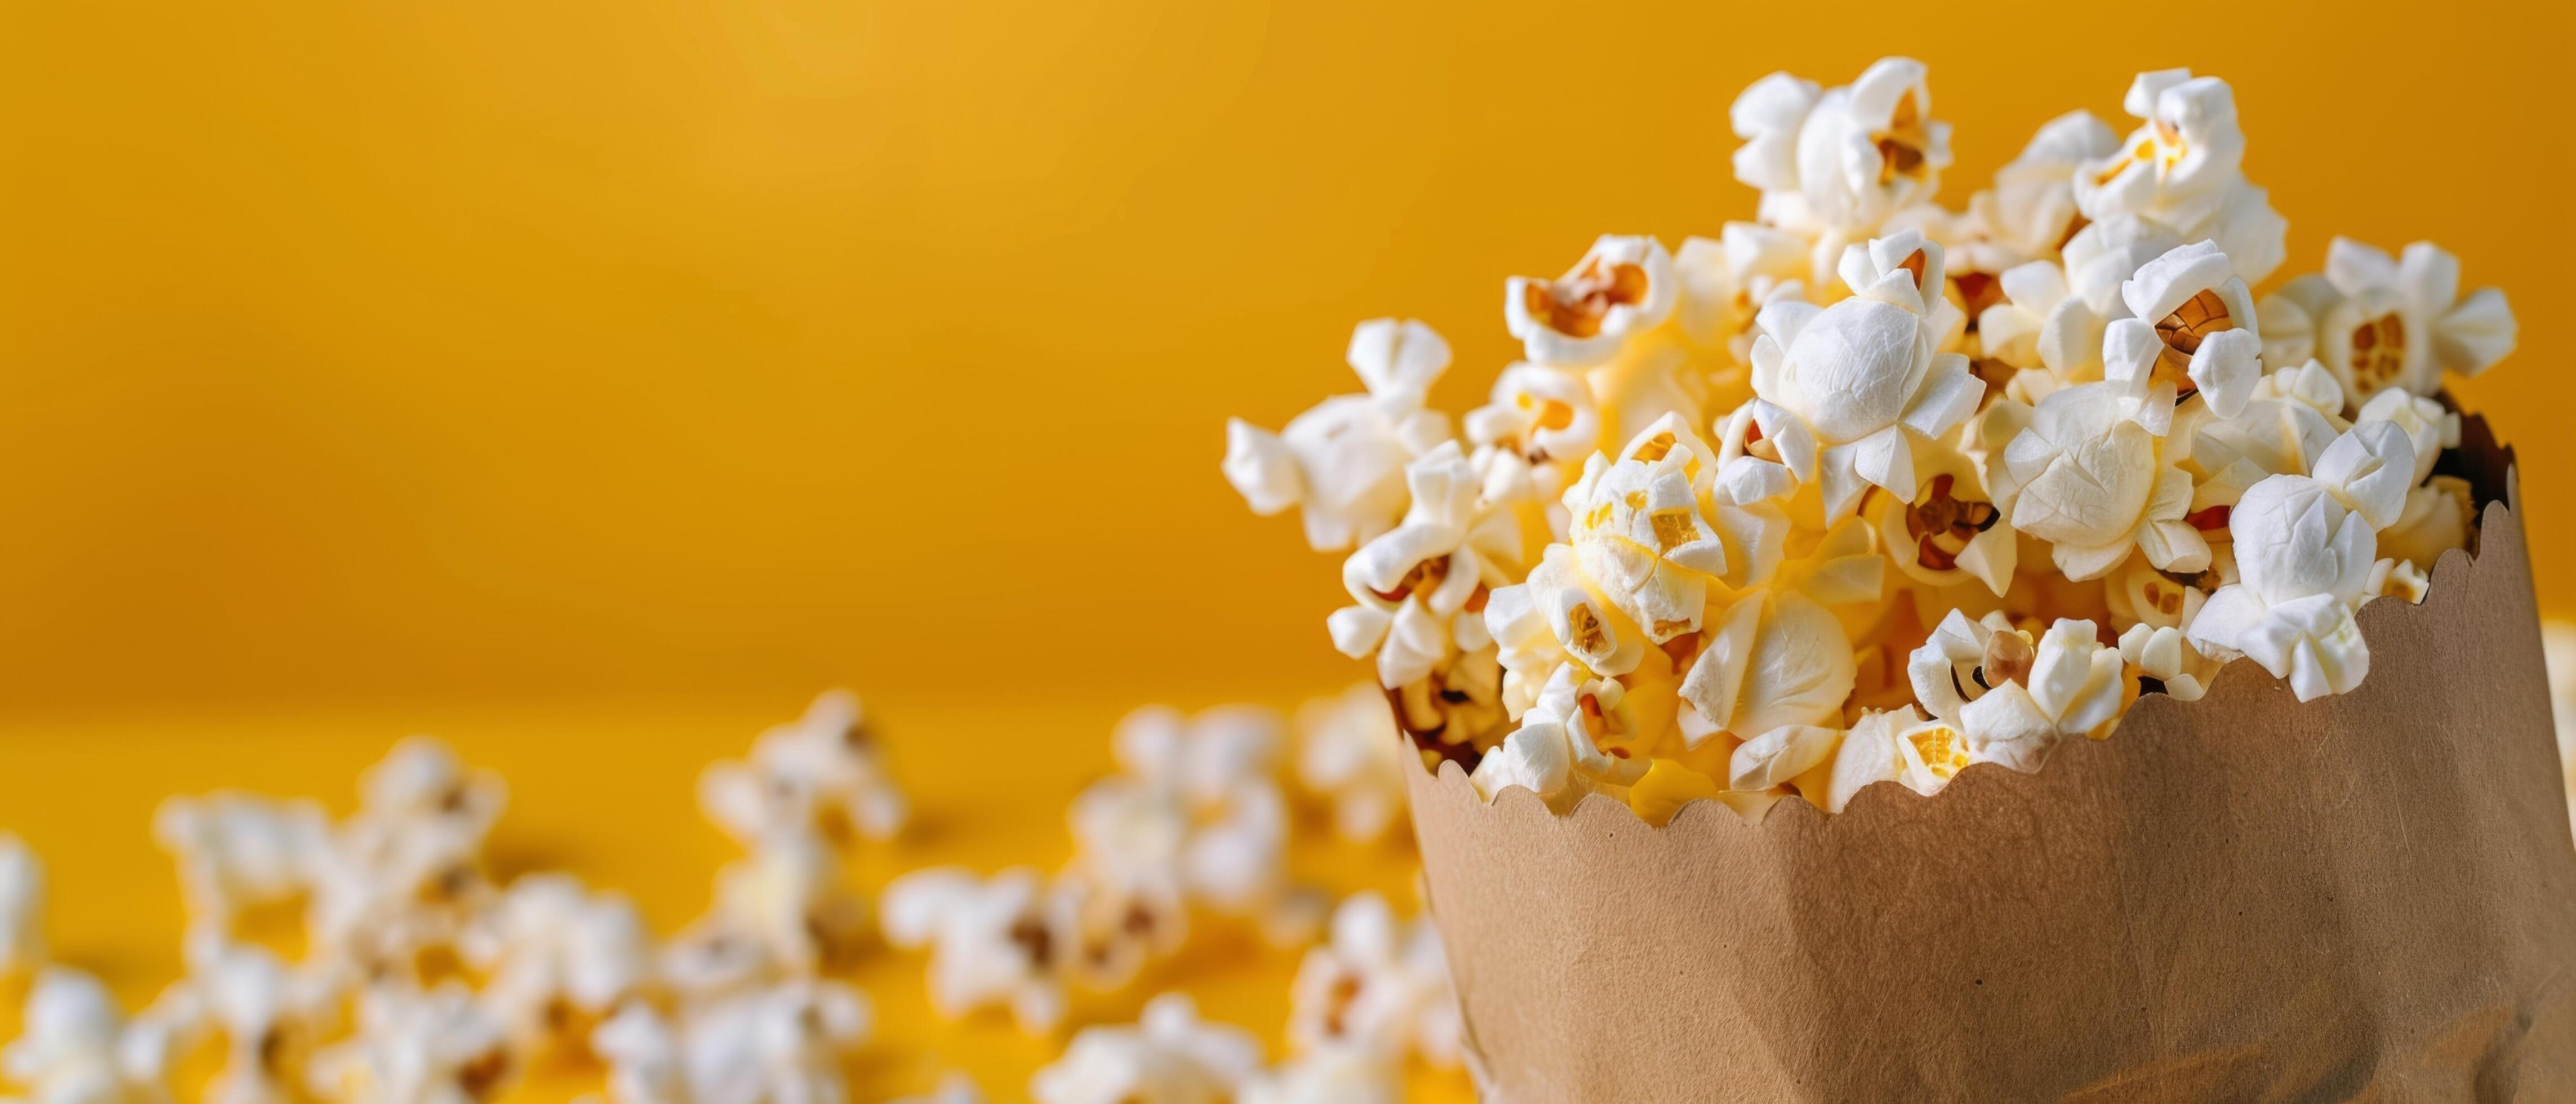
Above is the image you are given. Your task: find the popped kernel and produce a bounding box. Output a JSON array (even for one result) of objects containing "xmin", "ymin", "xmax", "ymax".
[
  {"xmin": 2, "ymin": 968, "xmax": 174, "ymax": 1104},
  {"xmin": 1222, "ymin": 319, "xmax": 1455, "ymax": 551},
  {"xmin": 2073, "ymin": 70, "xmax": 2286, "ymax": 284},
  {"xmin": 2261, "ymin": 238, "xmax": 2517, "ymax": 408},
  {"xmin": 1029, "ymin": 993, "xmax": 1262, "ymax": 1104}
]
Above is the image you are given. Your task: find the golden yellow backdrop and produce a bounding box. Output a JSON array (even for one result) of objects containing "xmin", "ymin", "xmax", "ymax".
[{"xmin": 1, "ymin": 0, "xmax": 2573, "ymax": 1098}]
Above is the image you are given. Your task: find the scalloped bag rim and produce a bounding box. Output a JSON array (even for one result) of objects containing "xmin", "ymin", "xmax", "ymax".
[{"xmin": 1400, "ymin": 413, "xmax": 2576, "ymax": 1099}]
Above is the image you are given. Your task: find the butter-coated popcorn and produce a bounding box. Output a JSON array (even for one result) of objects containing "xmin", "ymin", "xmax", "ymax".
[
  {"xmin": 2261, "ymin": 238, "xmax": 2517, "ymax": 407},
  {"xmin": 1029, "ymin": 994, "xmax": 1261, "ymax": 1104},
  {"xmin": 1223, "ymin": 319, "xmax": 1454, "ymax": 552},
  {"xmin": 2187, "ymin": 423, "xmax": 2417, "ymax": 701},
  {"xmin": 2, "ymin": 969, "xmax": 170, "ymax": 1104},
  {"xmin": 2073, "ymin": 70, "xmax": 2286, "ymax": 284},
  {"xmin": 1230, "ymin": 58, "xmax": 2521, "ymax": 819},
  {"xmin": 0, "ymin": 835, "xmax": 39, "ymax": 981}
]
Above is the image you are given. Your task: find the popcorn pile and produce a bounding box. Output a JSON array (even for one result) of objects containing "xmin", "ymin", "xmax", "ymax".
[
  {"xmin": 0, "ymin": 688, "xmax": 1466, "ymax": 1104},
  {"xmin": 1225, "ymin": 61, "xmax": 2519, "ymax": 821}
]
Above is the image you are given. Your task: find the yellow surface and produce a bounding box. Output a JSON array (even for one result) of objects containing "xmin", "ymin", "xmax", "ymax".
[{"xmin": 1, "ymin": 0, "xmax": 2573, "ymax": 1100}]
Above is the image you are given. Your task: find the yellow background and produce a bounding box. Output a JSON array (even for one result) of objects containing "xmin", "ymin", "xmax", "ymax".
[{"xmin": 0, "ymin": 0, "xmax": 2571, "ymax": 1099}]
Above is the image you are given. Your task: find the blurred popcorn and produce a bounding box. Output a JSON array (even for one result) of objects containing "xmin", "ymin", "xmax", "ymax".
[
  {"xmin": 1, "ymin": 968, "xmax": 172, "ymax": 1104},
  {"xmin": 308, "ymin": 739, "xmax": 505, "ymax": 978},
  {"xmin": 886, "ymin": 1072, "xmax": 985, "ymax": 1104},
  {"xmin": 1239, "ymin": 1045, "xmax": 1400, "ymax": 1104},
  {"xmin": 2260, "ymin": 238, "xmax": 2516, "ymax": 409},
  {"xmin": 139, "ymin": 938, "xmax": 345, "ymax": 1104},
  {"xmin": 1223, "ymin": 319, "xmax": 1454, "ymax": 551},
  {"xmin": 879, "ymin": 866, "xmax": 1074, "ymax": 1034},
  {"xmin": 0, "ymin": 835, "xmax": 39, "ymax": 981},
  {"xmin": 1672, "ymin": 224, "xmax": 1810, "ymax": 366},
  {"xmin": 1087, "ymin": 705, "xmax": 1319, "ymax": 944},
  {"xmin": 306, "ymin": 983, "xmax": 512, "ymax": 1104},
  {"xmin": 1029, "ymin": 994, "xmax": 1261, "ymax": 1104},
  {"xmin": 457, "ymin": 875, "xmax": 650, "ymax": 1056},
  {"xmin": 1285, "ymin": 893, "xmax": 1461, "ymax": 1069},
  {"xmin": 702, "ymin": 690, "xmax": 907, "ymax": 845},
  {"xmin": 1292, "ymin": 683, "xmax": 1409, "ymax": 844},
  {"xmin": 152, "ymin": 792, "xmax": 330, "ymax": 936}
]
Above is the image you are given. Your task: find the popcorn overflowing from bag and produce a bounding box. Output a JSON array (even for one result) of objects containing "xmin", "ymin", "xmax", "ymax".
[
  {"xmin": 0, "ymin": 688, "xmax": 1466, "ymax": 1104},
  {"xmin": 1225, "ymin": 60, "xmax": 2519, "ymax": 824}
]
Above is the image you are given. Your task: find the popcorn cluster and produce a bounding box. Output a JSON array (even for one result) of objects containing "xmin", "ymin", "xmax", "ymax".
[
  {"xmin": 0, "ymin": 689, "xmax": 1469, "ymax": 1103},
  {"xmin": 1226, "ymin": 63, "xmax": 2518, "ymax": 822}
]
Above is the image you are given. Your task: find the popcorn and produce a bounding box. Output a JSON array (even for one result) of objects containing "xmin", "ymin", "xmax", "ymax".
[
  {"xmin": 1238, "ymin": 1046, "xmax": 1400, "ymax": 1104},
  {"xmin": 2187, "ymin": 422, "xmax": 2417, "ymax": 701},
  {"xmin": 308, "ymin": 740, "xmax": 505, "ymax": 975},
  {"xmin": 1994, "ymin": 382, "xmax": 2205, "ymax": 580},
  {"xmin": 878, "ymin": 867, "xmax": 1073, "ymax": 1033},
  {"xmin": 1229, "ymin": 57, "xmax": 2524, "ymax": 821},
  {"xmin": 456, "ymin": 875, "xmax": 650, "ymax": 1055},
  {"xmin": 2103, "ymin": 242, "xmax": 2261, "ymax": 419},
  {"xmin": 708, "ymin": 689, "xmax": 907, "ymax": 844},
  {"xmin": 1028, "ymin": 994, "xmax": 1261, "ymax": 1104},
  {"xmin": 1503, "ymin": 235, "xmax": 1678, "ymax": 368},
  {"xmin": 1469, "ymin": 664, "xmax": 1648, "ymax": 809},
  {"xmin": 694, "ymin": 829, "xmax": 868, "ymax": 977},
  {"xmin": 1330, "ymin": 442, "xmax": 1522, "ymax": 688},
  {"xmin": 1969, "ymin": 111, "xmax": 2119, "ymax": 263},
  {"xmin": 2072, "ymin": 70, "xmax": 2286, "ymax": 283},
  {"xmin": 1, "ymin": 968, "xmax": 170, "ymax": 1104},
  {"xmin": 2259, "ymin": 238, "xmax": 2517, "ymax": 407},
  {"xmin": 1292, "ymin": 683, "xmax": 1409, "ymax": 844},
  {"xmin": 1222, "ymin": 319, "xmax": 1454, "ymax": 551},
  {"xmin": 886, "ymin": 1072, "xmax": 985, "ymax": 1104},
  {"xmin": 151, "ymin": 792, "xmax": 330, "ymax": 933},
  {"xmin": 0, "ymin": 835, "xmax": 39, "ymax": 980},
  {"xmin": 1083, "ymin": 705, "xmax": 1315, "ymax": 944},
  {"xmin": 1823, "ymin": 707, "xmax": 1964, "ymax": 812},
  {"xmin": 306, "ymin": 983, "xmax": 512, "ymax": 1104},
  {"xmin": 1731, "ymin": 58, "xmax": 1952, "ymax": 253},
  {"xmin": 141, "ymin": 938, "xmax": 345, "ymax": 1104},
  {"xmin": 1285, "ymin": 893, "xmax": 1461, "ymax": 1069},
  {"xmin": 1743, "ymin": 232, "xmax": 1983, "ymax": 518}
]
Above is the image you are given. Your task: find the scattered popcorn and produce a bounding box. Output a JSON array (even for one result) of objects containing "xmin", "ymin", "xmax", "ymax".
[
  {"xmin": 152, "ymin": 791, "xmax": 330, "ymax": 936},
  {"xmin": 1238, "ymin": 1045, "xmax": 1400, "ymax": 1104},
  {"xmin": 1028, "ymin": 993, "xmax": 1262, "ymax": 1104},
  {"xmin": 1, "ymin": 968, "xmax": 171, "ymax": 1104},
  {"xmin": 885, "ymin": 1072, "xmax": 985, "ymax": 1104},
  {"xmin": 879, "ymin": 866, "xmax": 1074, "ymax": 1034},
  {"xmin": 1231, "ymin": 61, "xmax": 2522, "ymax": 817},
  {"xmin": 0, "ymin": 835, "xmax": 39, "ymax": 981},
  {"xmin": 701, "ymin": 689, "xmax": 907, "ymax": 845},
  {"xmin": 1223, "ymin": 319, "xmax": 1455, "ymax": 551},
  {"xmin": 1292, "ymin": 683, "xmax": 1409, "ymax": 844},
  {"xmin": 2260, "ymin": 238, "xmax": 2517, "ymax": 409},
  {"xmin": 306, "ymin": 983, "xmax": 512, "ymax": 1104},
  {"xmin": 142, "ymin": 937, "xmax": 346, "ymax": 1104},
  {"xmin": 1284, "ymin": 893, "xmax": 1461, "ymax": 1070},
  {"xmin": 457, "ymin": 875, "xmax": 651, "ymax": 1056}
]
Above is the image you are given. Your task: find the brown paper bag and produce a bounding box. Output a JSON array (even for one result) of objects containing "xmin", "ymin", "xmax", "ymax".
[{"xmin": 1405, "ymin": 422, "xmax": 2576, "ymax": 1100}]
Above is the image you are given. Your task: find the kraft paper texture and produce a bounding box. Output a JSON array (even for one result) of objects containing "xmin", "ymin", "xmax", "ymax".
[{"xmin": 1405, "ymin": 423, "xmax": 2576, "ymax": 1101}]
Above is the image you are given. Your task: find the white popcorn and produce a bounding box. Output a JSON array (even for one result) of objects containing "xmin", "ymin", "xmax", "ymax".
[
  {"xmin": 1462, "ymin": 363, "xmax": 1596, "ymax": 511},
  {"xmin": 1726, "ymin": 722, "xmax": 1845, "ymax": 793},
  {"xmin": 306, "ymin": 983, "xmax": 511, "ymax": 1104},
  {"xmin": 885, "ymin": 1072, "xmax": 985, "ymax": 1104},
  {"xmin": 1823, "ymin": 707, "xmax": 1967, "ymax": 812},
  {"xmin": 1029, "ymin": 994, "xmax": 1261, "ymax": 1104},
  {"xmin": 1558, "ymin": 435, "xmax": 1730, "ymax": 647},
  {"xmin": 0, "ymin": 968, "xmax": 168, "ymax": 1104},
  {"xmin": 2103, "ymin": 242, "xmax": 2262, "ymax": 419},
  {"xmin": 307, "ymin": 740, "xmax": 506, "ymax": 974},
  {"xmin": 1974, "ymin": 260, "xmax": 2090, "ymax": 385},
  {"xmin": 2260, "ymin": 238, "xmax": 2516, "ymax": 407},
  {"xmin": 2073, "ymin": 70, "xmax": 2286, "ymax": 283},
  {"xmin": 456, "ymin": 875, "xmax": 650, "ymax": 1055},
  {"xmin": 2182, "ymin": 360, "xmax": 2344, "ymax": 514},
  {"xmin": 1954, "ymin": 619, "xmax": 2125, "ymax": 769},
  {"xmin": 1222, "ymin": 319, "xmax": 1454, "ymax": 551},
  {"xmin": 143, "ymin": 939, "xmax": 344, "ymax": 1104},
  {"xmin": 1672, "ymin": 224, "xmax": 1811, "ymax": 364},
  {"xmin": 1239, "ymin": 1045, "xmax": 1401, "ymax": 1104},
  {"xmin": 679, "ymin": 980, "xmax": 871, "ymax": 1104},
  {"xmin": 0, "ymin": 834, "xmax": 39, "ymax": 981},
  {"xmin": 2117, "ymin": 622, "xmax": 2224, "ymax": 702},
  {"xmin": 150, "ymin": 793, "xmax": 329, "ymax": 932},
  {"xmin": 1969, "ymin": 110, "xmax": 2120, "ymax": 262},
  {"xmin": 590, "ymin": 1004, "xmax": 687, "ymax": 1104},
  {"xmin": 1679, "ymin": 590, "xmax": 1857, "ymax": 749},
  {"xmin": 2354, "ymin": 388, "xmax": 2472, "ymax": 571},
  {"xmin": 1731, "ymin": 58, "xmax": 1952, "ymax": 246},
  {"xmin": 1285, "ymin": 893, "xmax": 1461, "ymax": 1069},
  {"xmin": 1331, "ymin": 443, "xmax": 1523, "ymax": 687},
  {"xmin": 2187, "ymin": 422, "xmax": 2417, "ymax": 701},
  {"xmin": 1087, "ymin": 705, "xmax": 1314, "ymax": 945},
  {"xmin": 1469, "ymin": 664, "xmax": 1648, "ymax": 808},
  {"xmin": 1292, "ymin": 683, "xmax": 1409, "ymax": 844},
  {"xmin": 1993, "ymin": 382, "xmax": 2205, "ymax": 580},
  {"xmin": 878, "ymin": 867, "xmax": 1071, "ymax": 1034},
  {"xmin": 1503, "ymin": 235, "xmax": 1678, "ymax": 368},
  {"xmin": 696, "ymin": 829, "xmax": 868, "ymax": 977},
  {"xmin": 1744, "ymin": 234, "xmax": 1983, "ymax": 518},
  {"xmin": 727, "ymin": 689, "xmax": 908, "ymax": 843}
]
